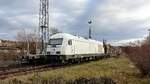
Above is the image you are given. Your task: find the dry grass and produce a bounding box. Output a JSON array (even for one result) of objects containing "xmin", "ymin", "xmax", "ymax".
[{"xmin": 0, "ymin": 57, "xmax": 150, "ymax": 84}]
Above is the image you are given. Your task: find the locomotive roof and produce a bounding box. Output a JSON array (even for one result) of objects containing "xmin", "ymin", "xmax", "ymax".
[{"xmin": 50, "ymin": 33, "xmax": 103, "ymax": 45}]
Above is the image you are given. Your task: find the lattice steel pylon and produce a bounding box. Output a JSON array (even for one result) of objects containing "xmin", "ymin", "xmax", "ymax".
[{"xmin": 39, "ymin": 0, "xmax": 49, "ymax": 55}]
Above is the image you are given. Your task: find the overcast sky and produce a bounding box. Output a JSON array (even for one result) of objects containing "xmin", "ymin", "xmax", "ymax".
[{"xmin": 0, "ymin": 0, "xmax": 150, "ymax": 44}]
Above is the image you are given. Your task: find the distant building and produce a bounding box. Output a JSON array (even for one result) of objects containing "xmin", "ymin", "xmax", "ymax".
[
  {"xmin": 0, "ymin": 40, "xmax": 17, "ymax": 47},
  {"xmin": 0, "ymin": 40, "xmax": 21, "ymax": 60},
  {"xmin": 0, "ymin": 39, "xmax": 19, "ymax": 53}
]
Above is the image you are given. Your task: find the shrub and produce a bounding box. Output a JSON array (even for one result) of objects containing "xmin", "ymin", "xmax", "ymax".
[
  {"xmin": 27, "ymin": 75, "xmax": 116, "ymax": 84},
  {"xmin": 68, "ymin": 77, "xmax": 116, "ymax": 84},
  {"xmin": 9, "ymin": 78, "xmax": 23, "ymax": 84},
  {"xmin": 122, "ymin": 43, "xmax": 150, "ymax": 76}
]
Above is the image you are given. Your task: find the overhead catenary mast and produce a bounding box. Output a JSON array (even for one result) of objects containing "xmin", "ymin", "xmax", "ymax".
[{"xmin": 39, "ymin": 0, "xmax": 49, "ymax": 55}]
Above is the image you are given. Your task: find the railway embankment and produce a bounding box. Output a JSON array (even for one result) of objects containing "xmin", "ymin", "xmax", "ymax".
[{"xmin": 1, "ymin": 57, "xmax": 150, "ymax": 84}]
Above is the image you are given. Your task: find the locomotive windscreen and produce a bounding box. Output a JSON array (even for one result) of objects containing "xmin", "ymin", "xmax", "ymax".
[{"xmin": 49, "ymin": 38, "xmax": 63, "ymax": 45}]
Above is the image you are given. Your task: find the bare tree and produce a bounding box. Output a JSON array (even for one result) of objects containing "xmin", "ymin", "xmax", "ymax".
[
  {"xmin": 16, "ymin": 29, "xmax": 37, "ymax": 56},
  {"xmin": 16, "ymin": 29, "xmax": 28, "ymax": 56}
]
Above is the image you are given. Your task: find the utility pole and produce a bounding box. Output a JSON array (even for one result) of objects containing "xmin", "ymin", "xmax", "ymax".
[
  {"xmin": 88, "ymin": 20, "xmax": 92, "ymax": 39},
  {"xmin": 39, "ymin": 0, "xmax": 49, "ymax": 55}
]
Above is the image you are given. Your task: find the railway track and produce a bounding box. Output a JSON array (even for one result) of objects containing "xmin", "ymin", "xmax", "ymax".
[
  {"xmin": 0, "ymin": 56, "xmax": 109, "ymax": 80},
  {"xmin": 0, "ymin": 62, "xmax": 91, "ymax": 80},
  {"xmin": 0, "ymin": 64, "xmax": 62, "ymax": 80},
  {"xmin": 0, "ymin": 63, "xmax": 83, "ymax": 80}
]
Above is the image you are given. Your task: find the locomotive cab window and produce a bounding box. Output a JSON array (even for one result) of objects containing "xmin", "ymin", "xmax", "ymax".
[
  {"xmin": 68, "ymin": 40, "xmax": 72, "ymax": 45},
  {"xmin": 49, "ymin": 38, "xmax": 63, "ymax": 45}
]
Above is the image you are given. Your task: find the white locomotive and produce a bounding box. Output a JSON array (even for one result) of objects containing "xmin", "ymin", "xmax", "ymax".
[{"xmin": 46, "ymin": 33, "xmax": 105, "ymax": 63}]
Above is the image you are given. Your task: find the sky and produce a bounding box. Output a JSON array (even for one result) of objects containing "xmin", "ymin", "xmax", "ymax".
[{"xmin": 0, "ymin": 0, "xmax": 150, "ymax": 45}]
